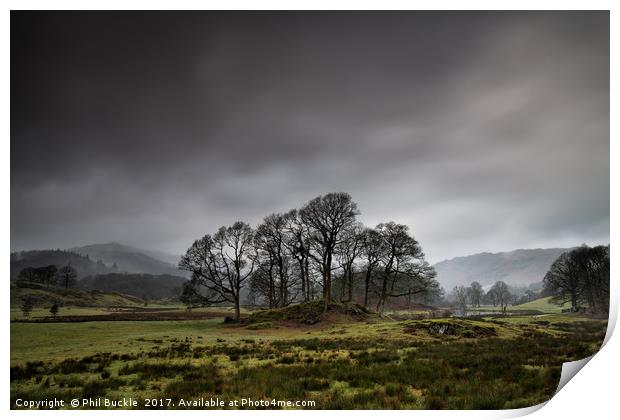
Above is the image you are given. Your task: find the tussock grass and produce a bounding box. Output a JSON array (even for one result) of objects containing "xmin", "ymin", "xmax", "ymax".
[{"xmin": 10, "ymin": 313, "xmax": 607, "ymax": 409}]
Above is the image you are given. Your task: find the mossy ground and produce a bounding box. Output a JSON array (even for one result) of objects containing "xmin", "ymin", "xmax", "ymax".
[{"xmin": 10, "ymin": 302, "xmax": 607, "ymax": 410}]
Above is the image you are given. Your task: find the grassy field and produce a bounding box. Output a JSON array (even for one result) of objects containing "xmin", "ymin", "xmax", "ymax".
[
  {"xmin": 10, "ymin": 286, "xmax": 249, "ymax": 321},
  {"xmin": 10, "ymin": 298, "xmax": 607, "ymax": 410},
  {"xmin": 11, "ymin": 286, "xmax": 145, "ymax": 308},
  {"xmin": 463, "ymin": 297, "xmax": 568, "ymax": 315},
  {"xmin": 11, "ymin": 306, "xmax": 248, "ymax": 323},
  {"xmin": 512, "ymin": 297, "xmax": 568, "ymax": 313}
]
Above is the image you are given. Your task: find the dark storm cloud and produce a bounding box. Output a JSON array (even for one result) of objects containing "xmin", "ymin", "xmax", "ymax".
[{"xmin": 11, "ymin": 11, "xmax": 609, "ymax": 262}]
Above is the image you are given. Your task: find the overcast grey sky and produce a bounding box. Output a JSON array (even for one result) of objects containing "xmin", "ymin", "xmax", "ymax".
[{"xmin": 11, "ymin": 11, "xmax": 609, "ymax": 263}]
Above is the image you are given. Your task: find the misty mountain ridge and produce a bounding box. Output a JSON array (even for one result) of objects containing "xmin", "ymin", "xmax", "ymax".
[
  {"xmin": 70, "ymin": 242, "xmax": 186, "ymax": 278},
  {"xmin": 433, "ymin": 247, "xmax": 573, "ymax": 292},
  {"xmin": 10, "ymin": 250, "xmax": 112, "ymax": 279},
  {"xmin": 11, "ymin": 242, "xmax": 187, "ymax": 280},
  {"xmin": 70, "ymin": 242, "xmax": 181, "ymax": 266},
  {"xmin": 11, "ymin": 244, "xmax": 189, "ymax": 299}
]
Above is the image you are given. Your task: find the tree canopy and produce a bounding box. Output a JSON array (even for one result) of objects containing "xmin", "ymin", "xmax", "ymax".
[
  {"xmin": 544, "ymin": 245, "xmax": 609, "ymax": 313},
  {"xmin": 179, "ymin": 192, "xmax": 438, "ymax": 318}
]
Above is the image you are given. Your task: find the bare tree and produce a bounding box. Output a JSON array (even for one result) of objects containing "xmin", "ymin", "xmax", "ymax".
[
  {"xmin": 453, "ymin": 285, "xmax": 469, "ymax": 313},
  {"xmin": 468, "ymin": 281, "xmax": 483, "ymax": 307},
  {"xmin": 373, "ymin": 222, "xmax": 439, "ymax": 314},
  {"xmin": 360, "ymin": 227, "xmax": 384, "ymax": 308},
  {"xmin": 490, "ymin": 281, "xmax": 511, "ymax": 313},
  {"xmin": 179, "ymin": 221, "xmax": 256, "ymax": 320},
  {"xmin": 56, "ymin": 265, "xmax": 78, "ymax": 289},
  {"xmin": 180, "ymin": 282, "xmax": 205, "ymax": 311},
  {"xmin": 336, "ymin": 223, "xmax": 363, "ymax": 302},
  {"xmin": 300, "ymin": 193, "xmax": 359, "ymax": 307},
  {"xmin": 543, "ymin": 251, "xmax": 583, "ymax": 311},
  {"xmin": 485, "ymin": 288, "xmax": 498, "ymax": 307},
  {"xmin": 523, "ymin": 289, "xmax": 538, "ymax": 303},
  {"xmin": 544, "ymin": 245, "xmax": 610, "ymax": 313},
  {"xmin": 21, "ymin": 298, "xmax": 34, "ymax": 318},
  {"xmin": 585, "ymin": 245, "xmax": 610, "ymax": 313},
  {"xmin": 254, "ymin": 213, "xmax": 298, "ymax": 308},
  {"xmin": 247, "ymin": 260, "xmax": 277, "ymax": 308},
  {"xmin": 283, "ymin": 209, "xmax": 312, "ymax": 302}
]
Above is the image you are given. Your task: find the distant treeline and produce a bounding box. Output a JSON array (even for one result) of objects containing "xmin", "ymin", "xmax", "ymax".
[
  {"xmin": 15, "ymin": 265, "xmax": 186, "ymax": 301},
  {"xmin": 179, "ymin": 192, "xmax": 442, "ymax": 319},
  {"xmin": 11, "ymin": 250, "xmax": 112, "ymax": 279},
  {"xmin": 80, "ymin": 273, "xmax": 186, "ymax": 300},
  {"xmin": 451, "ymin": 281, "xmax": 514, "ymax": 313},
  {"xmin": 448, "ymin": 244, "xmax": 610, "ymax": 315},
  {"xmin": 16, "ymin": 264, "xmax": 78, "ymax": 289}
]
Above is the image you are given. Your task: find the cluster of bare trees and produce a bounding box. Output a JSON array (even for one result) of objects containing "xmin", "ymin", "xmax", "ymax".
[
  {"xmin": 452, "ymin": 280, "xmax": 512, "ymax": 313},
  {"xmin": 487, "ymin": 281, "xmax": 512, "ymax": 313},
  {"xmin": 179, "ymin": 192, "xmax": 441, "ymax": 319},
  {"xmin": 450, "ymin": 245, "xmax": 610, "ymax": 316},
  {"xmin": 543, "ymin": 245, "xmax": 610, "ymax": 313},
  {"xmin": 17, "ymin": 264, "xmax": 78, "ymax": 289}
]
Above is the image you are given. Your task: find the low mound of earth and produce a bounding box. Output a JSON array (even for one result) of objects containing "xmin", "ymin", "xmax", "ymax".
[
  {"xmin": 11, "ymin": 285, "xmax": 145, "ymax": 307},
  {"xmin": 246, "ymin": 300, "xmax": 376, "ymax": 326},
  {"xmin": 404, "ymin": 319, "xmax": 498, "ymax": 338}
]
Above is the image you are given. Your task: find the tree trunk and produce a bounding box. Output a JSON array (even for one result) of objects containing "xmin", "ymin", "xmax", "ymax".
[
  {"xmin": 324, "ymin": 252, "xmax": 332, "ymax": 311},
  {"xmin": 234, "ymin": 295, "xmax": 241, "ymax": 320},
  {"xmin": 304, "ymin": 258, "xmax": 310, "ymax": 301},
  {"xmin": 347, "ymin": 266, "xmax": 353, "ymax": 302},
  {"xmin": 299, "ymin": 258, "xmax": 306, "ymax": 302},
  {"xmin": 340, "ymin": 269, "xmax": 347, "ymax": 302},
  {"xmin": 278, "ymin": 263, "xmax": 286, "ymax": 307},
  {"xmin": 268, "ymin": 268, "xmax": 275, "ymax": 308},
  {"xmin": 376, "ymin": 296, "xmax": 386, "ymax": 314},
  {"xmin": 377, "ymin": 274, "xmax": 388, "ymax": 314},
  {"xmin": 364, "ymin": 268, "xmax": 371, "ymax": 308}
]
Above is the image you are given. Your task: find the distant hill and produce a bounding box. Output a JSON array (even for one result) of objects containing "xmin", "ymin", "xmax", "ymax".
[
  {"xmin": 10, "ymin": 250, "xmax": 112, "ymax": 280},
  {"xmin": 10, "ymin": 284, "xmax": 145, "ymax": 308},
  {"xmin": 79, "ymin": 273, "xmax": 186, "ymax": 300},
  {"xmin": 433, "ymin": 248, "xmax": 572, "ymax": 291},
  {"xmin": 70, "ymin": 242, "xmax": 186, "ymax": 277}
]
